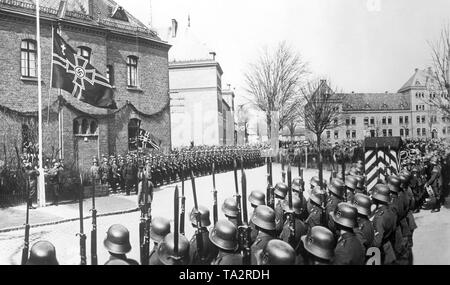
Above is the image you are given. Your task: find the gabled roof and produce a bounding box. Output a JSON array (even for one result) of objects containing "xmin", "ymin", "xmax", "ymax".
[
  {"xmin": 338, "ymin": 93, "xmax": 410, "ymax": 111},
  {"xmin": 0, "ymin": 0, "xmax": 162, "ymax": 42},
  {"xmin": 398, "ymin": 68, "xmax": 440, "ymax": 93}
]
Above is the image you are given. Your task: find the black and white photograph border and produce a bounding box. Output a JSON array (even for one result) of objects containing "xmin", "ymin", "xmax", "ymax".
[{"xmin": 0, "ymin": 0, "xmax": 450, "ymax": 268}]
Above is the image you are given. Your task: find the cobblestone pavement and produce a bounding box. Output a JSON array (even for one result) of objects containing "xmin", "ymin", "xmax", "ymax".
[{"xmin": 2, "ymin": 164, "xmax": 447, "ymax": 265}]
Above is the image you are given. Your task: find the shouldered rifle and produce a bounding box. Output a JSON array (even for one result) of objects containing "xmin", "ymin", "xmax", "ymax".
[
  {"xmin": 180, "ymin": 165, "xmax": 186, "ymax": 235},
  {"xmin": 139, "ymin": 171, "xmax": 150, "ymax": 265},
  {"xmin": 77, "ymin": 174, "xmax": 87, "ymax": 265},
  {"xmin": 281, "ymin": 154, "xmax": 286, "ymax": 183},
  {"xmin": 287, "ymin": 165, "xmax": 296, "ymax": 247},
  {"xmin": 233, "ymin": 159, "xmax": 243, "ymax": 227},
  {"xmin": 267, "ymin": 157, "xmax": 275, "ymax": 209},
  {"xmin": 21, "ymin": 178, "xmax": 31, "ymax": 265},
  {"xmin": 341, "ymin": 160, "xmax": 347, "ymax": 202},
  {"xmin": 190, "ymin": 170, "xmax": 204, "ymax": 261},
  {"xmin": 90, "ymin": 173, "xmax": 98, "ymax": 265},
  {"xmin": 212, "ymin": 162, "xmax": 218, "ymax": 226},
  {"xmin": 239, "ymin": 166, "xmax": 251, "ymax": 265},
  {"xmin": 174, "ymin": 186, "xmax": 180, "ymax": 262}
]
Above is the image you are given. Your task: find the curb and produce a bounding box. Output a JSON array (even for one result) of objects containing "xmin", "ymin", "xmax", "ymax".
[{"xmin": 0, "ymin": 208, "xmax": 140, "ymax": 234}]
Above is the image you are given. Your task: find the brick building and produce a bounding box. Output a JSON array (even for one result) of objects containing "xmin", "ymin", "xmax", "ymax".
[
  {"xmin": 309, "ymin": 69, "xmax": 450, "ymax": 144},
  {"xmin": 160, "ymin": 19, "xmax": 235, "ymax": 147},
  {"xmin": 0, "ymin": 0, "xmax": 171, "ymax": 172}
]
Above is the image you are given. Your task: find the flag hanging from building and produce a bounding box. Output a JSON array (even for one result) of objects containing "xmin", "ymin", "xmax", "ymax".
[
  {"xmin": 51, "ymin": 30, "xmax": 117, "ymax": 109},
  {"xmin": 138, "ymin": 129, "xmax": 160, "ymax": 150}
]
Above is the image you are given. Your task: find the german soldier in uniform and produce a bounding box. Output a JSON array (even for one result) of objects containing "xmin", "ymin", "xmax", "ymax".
[
  {"xmin": 279, "ymin": 195, "xmax": 308, "ymax": 249},
  {"xmin": 210, "ymin": 220, "xmax": 242, "ymax": 265},
  {"xmin": 352, "ymin": 193, "xmax": 375, "ymax": 251},
  {"xmin": 256, "ymin": 240, "xmax": 296, "ymax": 265},
  {"xmin": 300, "ymin": 226, "xmax": 335, "ymax": 265},
  {"xmin": 425, "ymin": 156, "xmax": 443, "ymax": 213},
  {"xmin": 330, "ymin": 203, "xmax": 365, "ymax": 265},
  {"xmin": 103, "ymin": 224, "xmax": 139, "ymax": 265},
  {"xmin": 222, "ymin": 198, "xmax": 239, "ymax": 226},
  {"xmin": 250, "ymin": 205, "xmax": 277, "ymax": 265},
  {"xmin": 149, "ymin": 217, "xmax": 171, "ymax": 265},
  {"xmin": 152, "ymin": 233, "xmax": 190, "ymax": 265},
  {"xmin": 305, "ymin": 188, "xmax": 327, "ymax": 228},
  {"xmin": 273, "ymin": 182, "xmax": 288, "ymax": 235},
  {"xmin": 248, "ymin": 190, "xmax": 266, "ymax": 243},
  {"xmin": 189, "ymin": 206, "xmax": 217, "ymax": 265},
  {"xmin": 26, "ymin": 241, "xmax": 59, "ymax": 265}
]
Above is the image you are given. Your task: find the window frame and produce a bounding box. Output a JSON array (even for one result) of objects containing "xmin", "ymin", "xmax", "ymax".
[
  {"xmin": 127, "ymin": 56, "xmax": 139, "ymax": 88},
  {"xmin": 77, "ymin": 46, "xmax": 92, "ymax": 63},
  {"xmin": 21, "ymin": 39, "xmax": 37, "ymax": 78}
]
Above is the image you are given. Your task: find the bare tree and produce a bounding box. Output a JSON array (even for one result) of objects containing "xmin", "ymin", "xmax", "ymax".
[
  {"xmin": 244, "ymin": 42, "xmax": 308, "ymax": 140},
  {"xmin": 428, "ymin": 24, "xmax": 450, "ymax": 117},
  {"xmin": 301, "ymin": 79, "xmax": 342, "ymax": 189}
]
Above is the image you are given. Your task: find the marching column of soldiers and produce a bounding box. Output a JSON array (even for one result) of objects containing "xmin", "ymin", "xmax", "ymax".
[{"xmin": 20, "ymin": 140, "xmax": 449, "ymax": 266}]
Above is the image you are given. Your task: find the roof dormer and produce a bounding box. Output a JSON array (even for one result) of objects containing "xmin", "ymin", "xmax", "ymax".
[{"xmin": 111, "ymin": 5, "xmax": 129, "ymax": 22}]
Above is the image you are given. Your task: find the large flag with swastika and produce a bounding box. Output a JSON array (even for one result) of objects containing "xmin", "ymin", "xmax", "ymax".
[
  {"xmin": 51, "ymin": 30, "xmax": 117, "ymax": 109},
  {"xmin": 364, "ymin": 137, "xmax": 403, "ymax": 192}
]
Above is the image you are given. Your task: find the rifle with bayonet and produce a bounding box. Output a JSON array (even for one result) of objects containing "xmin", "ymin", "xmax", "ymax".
[
  {"xmin": 180, "ymin": 165, "xmax": 186, "ymax": 235},
  {"xmin": 139, "ymin": 170, "xmax": 151, "ymax": 265},
  {"xmin": 239, "ymin": 158, "xmax": 251, "ymax": 265},
  {"xmin": 281, "ymin": 154, "xmax": 286, "ymax": 183},
  {"xmin": 21, "ymin": 178, "xmax": 31, "ymax": 265},
  {"xmin": 266, "ymin": 157, "xmax": 275, "ymax": 209},
  {"xmin": 174, "ymin": 185, "xmax": 180, "ymax": 264},
  {"xmin": 286, "ymin": 165, "xmax": 296, "ymax": 247},
  {"xmin": 191, "ymin": 170, "xmax": 205, "ymax": 262},
  {"xmin": 212, "ymin": 162, "xmax": 218, "ymax": 225},
  {"xmin": 90, "ymin": 173, "xmax": 98, "ymax": 265},
  {"xmin": 77, "ymin": 174, "xmax": 87, "ymax": 265},
  {"xmin": 233, "ymin": 159, "xmax": 243, "ymax": 227}
]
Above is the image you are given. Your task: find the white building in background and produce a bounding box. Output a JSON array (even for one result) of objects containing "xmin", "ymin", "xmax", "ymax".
[{"xmin": 158, "ymin": 18, "xmax": 235, "ymax": 148}]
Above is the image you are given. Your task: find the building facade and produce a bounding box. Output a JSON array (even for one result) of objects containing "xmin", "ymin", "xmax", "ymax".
[
  {"xmin": 0, "ymin": 0, "xmax": 171, "ymax": 172},
  {"xmin": 315, "ymin": 68, "xmax": 450, "ymax": 144},
  {"xmin": 162, "ymin": 19, "xmax": 235, "ymax": 147}
]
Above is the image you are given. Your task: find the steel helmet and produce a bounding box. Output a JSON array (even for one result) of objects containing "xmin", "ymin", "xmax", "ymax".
[
  {"xmin": 301, "ymin": 226, "xmax": 335, "ymax": 261},
  {"xmin": 251, "ymin": 205, "xmax": 276, "ymax": 231},
  {"xmin": 371, "ymin": 184, "xmax": 391, "ymax": 204},
  {"xmin": 274, "ymin": 182, "xmax": 288, "ymax": 199},
  {"xmin": 345, "ymin": 176, "xmax": 358, "ymax": 191},
  {"xmin": 352, "ymin": 193, "xmax": 372, "ymax": 217},
  {"xmin": 249, "ymin": 190, "xmax": 266, "ymax": 207},
  {"xmin": 282, "ymin": 194, "xmax": 304, "ymax": 215},
  {"xmin": 222, "ymin": 197, "xmax": 239, "ymax": 218},
  {"xmin": 104, "ymin": 259, "xmax": 130, "ymax": 265},
  {"xmin": 26, "ymin": 241, "xmax": 59, "ymax": 265},
  {"xmin": 387, "ymin": 176, "xmax": 401, "ymax": 193},
  {"xmin": 310, "ymin": 188, "xmax": 326, "ymax": 206},
  {"xmin": 150, "ymin": 217, "xmax": 171, "ymax": 243},
  {"xmin": 157, "ymin": 233, "xmax": 190, "ymax": 265},
  {"xmin": 292, "ymin": 177, "xmax": 304, "ymax": 192},
  {"xmin": 328, "ymin": 178, "xmax": 345, "ymax": 199},
  {"xmin": 189, "ymin": 205, "xmax": 211, "ymax": 227},
  {"xmin": 209, "ymin": 220, "xmax": 239, "ymax": 251},
  {"xmin": 259, "ymin": 240, "xmax": 296, "ymax": 265},
  {"xmin": 330, "ymin": 202, "xmax": 357, "ymax": 229},
  {"xmin": 104, "ymin": 224, "xmax": 132, "ymax": 255}
]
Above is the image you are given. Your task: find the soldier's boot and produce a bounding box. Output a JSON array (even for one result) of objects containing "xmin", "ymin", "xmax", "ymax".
[{"xmin": 431, "ymin": 197, "xmax": 441, "ymax": 213}]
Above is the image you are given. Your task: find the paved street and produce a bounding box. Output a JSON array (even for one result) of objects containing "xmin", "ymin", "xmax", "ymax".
[{"xmin": 0, "ymin": 164, "xmax": 448, "ymax": 265}]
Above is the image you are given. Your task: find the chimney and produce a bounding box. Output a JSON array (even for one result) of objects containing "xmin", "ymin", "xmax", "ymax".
[
  {"xmin": 88, "ymin": 0, "xmax": 94, "ymax": 17},
  {"xmin": 209, "ymin": 51, "xmax": 216, "ymax": 60},
  {"xmin": 57, "ymin": 0, "xmax": 67, "ymax": 19},
  {"xmin": 171, "ymin": 19, "xmax": 178, "ymax": 38}
]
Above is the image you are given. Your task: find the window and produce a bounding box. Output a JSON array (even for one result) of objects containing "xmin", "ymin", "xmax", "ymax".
[
  {"xmin": 382, "ymin": 129, "xmax": 387, "ymax": 137},
  {"xmin": 364, "ymin": 117, "xmax": 369, "ymax": 125},
  {"xmin": 382, "ymin": 117, "xmax": 386, "ymax": 125},
  {"xmin": 443, "ymin": 128, "xmax": 447, "ymax": 135},
  {"xmin": 417, "ymin": 128, "xmax": 420, "ymax": 136},
  {"xmin": 388, "ymin": 117, "xmax": 392, "ymax": 125},
  {"xmin": 370, "ymin": 130, "xmax": 375, "ymax": 137},
  {"xmin": 326, "ymin": 131, "xmax": 331, "ymax": 139},
  {"xmin": 346, "ymin": 130, "xmax": 350, "ymax": 139},
  {"xmin": 334, "ymin": 119, "xmax": 338, "ymax": 126},
  {"xmin": 351, "ymin": 117, "xmax": 356, "ymax": 125},
  {"xmin": 77, "ymin": 46, "xmax": 92, "ymax": 63},
  {"xmin": 416, "ymin": 116, "xmax": 420, "ymax": 124},
  {"xmin": 73, "ymin": 117, "xmax": 98, "ymax": 136},
  {"xmin": 352, "ymin": 131, "xmax": 356, "ymax": 138},
  {"xmin": 128, "ymin": 119, "xmax": 141, "ymax": 151},
  {"xmin": 421, "ymin": 116, "xmax": 426, "ymax": 124},
  {"xmin": 405, "ymin": 116, "xmax": 409, "ymax": 124},
  {"xmin": 106, "ymin": 65, "xmax": 114, "ymax": 85},
  {"xmin": 405, "ymin": 128, "xmax": 409, "ymax": 137},
  {"xmin": 370, "ymin": 117, "xmax": 375, "ymax": 125},
  {"xmin": 346, "ymin": 118, "xmax": 350, "ymax": 126},
  {"xmin": 416, "ymin": 105, "xmax": 419, "ymax": 111},
  {"xmin": 388, "ymin": 129, "xmax": 393, "ymax": 137},
  {"xmin": 422, "ymin": 128, "xmax": 426, "ymax": 136},
  {"xmin": 334, "ymin": 131, "xmax": 339, "ymax": 140},
  {"xmin": 127, "ymin": 56, "xmax": 138, "ymax": 87},
  {"xmin": 400, "ymin": 129, "xmax": 404, "ymax": 136},
  {"xmin": 399, "ymin": 116, "xmax": 403, "ymax": 124},
  {"xmin": 21, "ymin": 40, "xmax": 37, "ymax": 77}
]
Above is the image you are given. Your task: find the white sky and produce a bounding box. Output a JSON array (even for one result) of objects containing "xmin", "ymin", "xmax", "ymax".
[{"xmin": 115, "ymin": 0, "xmax": 450, "ymax": 104}]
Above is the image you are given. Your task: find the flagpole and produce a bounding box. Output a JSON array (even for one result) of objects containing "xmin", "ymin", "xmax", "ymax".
[{"xmin": 36, "ymin": 0, "xmax": 46, "ymax": 208}]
